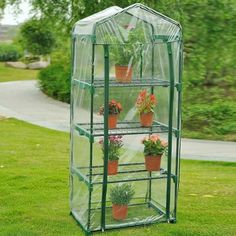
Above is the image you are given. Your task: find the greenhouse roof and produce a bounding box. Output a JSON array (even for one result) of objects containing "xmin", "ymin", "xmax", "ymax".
[{"xmin": 73, "ymin": 3, "xmax": 181, "ymax": 38}]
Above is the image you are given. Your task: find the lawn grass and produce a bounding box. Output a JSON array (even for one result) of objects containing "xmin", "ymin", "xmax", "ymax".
[
  {"xmin": 0, "ymin": 118, "xmax": 235, "ymax": 236},
  {"xmin": 0, "ymin": 62, "xmax": 38, "ymax": 82}
]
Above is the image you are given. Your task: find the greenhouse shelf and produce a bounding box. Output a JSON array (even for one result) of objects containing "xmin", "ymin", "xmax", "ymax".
[
  {"xmin": 73, "ymin": 77, "xmax": 170, "ymax": 89},
  {"xmin": 72, "ymin": 164, "xmax": 177, "ymax": 187},
  {"xmin": 74, "ymin": 121, "xmax": 179, "ymax": 140}
]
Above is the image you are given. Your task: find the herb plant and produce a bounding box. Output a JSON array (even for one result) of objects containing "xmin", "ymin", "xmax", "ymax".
[
  {"xmin": 110, "ymin": 184, "xmax": 135, "ymax": 205},
  {"xmin": 109, "ymin": 25, "xmax": 147, "ymax": 66}
]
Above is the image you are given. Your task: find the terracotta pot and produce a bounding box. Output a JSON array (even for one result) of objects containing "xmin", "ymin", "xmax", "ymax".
[
  {"xmin": 140, "ymin": 112, "xmax": 154, "ymax": 127},
  {"xmin": 108, "ymin": 114, "xmax": 118, "ymax": 129},
  {"xmin": 115, "ymin": 65, "xmax": 133, "ymax": 83},
  {"xmin": 145, "ymin": 155, "xmax": 162, "ymax": 171},
  {"xmin": 108, "ymin": 160, "xmax": 118, "ymax": 175},
  {"xmin": 112, "ymin": 204, "xmax": 128, "ymax": 220}
]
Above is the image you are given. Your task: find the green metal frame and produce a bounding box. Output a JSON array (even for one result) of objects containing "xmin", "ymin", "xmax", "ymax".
[
  {"xmin": 166, "ymin": 42, "xmax": 174, "ymax": 221},
  {"xmin": 70, "ymin": 6, "xmax": 183, "ymax": 235}
]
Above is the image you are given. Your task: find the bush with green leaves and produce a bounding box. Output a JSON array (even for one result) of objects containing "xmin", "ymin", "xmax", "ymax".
[
  {"xmin": 183, "ymin": 100, "xmax": 236, "ymax": 140},
  {"xmin": 0, "ymin": 43, "xmax": 22, "ymax": 61},
  {"xmin": 110, "ymin": 184, "xmax": 135, "ymax": 205},
  {"xmin": 38, "ymin": 63, "xmax": 70, "ymax": 103}
]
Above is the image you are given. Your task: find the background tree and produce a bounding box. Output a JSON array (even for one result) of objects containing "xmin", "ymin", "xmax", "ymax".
[{"xmin": 19, "ymin": 18, "xmax": 55, "ymax": 57}]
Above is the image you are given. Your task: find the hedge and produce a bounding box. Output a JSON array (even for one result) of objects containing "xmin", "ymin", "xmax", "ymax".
[
  {"xmin": 0, "ymin": 43, "xmax": 23, "ymax": 61},
  {"xmin": 38, "ymin": 63, "xmax": 70, "ymax": 103}
]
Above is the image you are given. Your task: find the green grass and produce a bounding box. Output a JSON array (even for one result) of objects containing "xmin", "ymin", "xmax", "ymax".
[
  {"xmin": 0, "ymin": 118, "xmax": 235, "ymax": 236},
  {"xmin": 0, "ymin": 62, "xmax": 38, "ymax": 82}
]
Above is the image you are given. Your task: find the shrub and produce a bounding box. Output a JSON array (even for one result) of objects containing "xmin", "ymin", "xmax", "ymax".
[
  {"xmin": 38, "ymin": 63, "xmax": 70, "ymax": 103},
  {"xmin": 183, "ymin": 100, "xmax": 236, "ymax": 138},
  {"xmin": 0, "ymin": 43, "xmax": 22, "ymax": 61}
]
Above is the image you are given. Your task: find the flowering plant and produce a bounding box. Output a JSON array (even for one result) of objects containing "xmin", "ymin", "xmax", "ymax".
[
  {"xmin": 142, "ymin": 134, "xmax": 168, "ymax": 156},
  {"xmin": 135, "ymin": 89, "xmax": 157, "ymax": 114},
  {"xmin": 99, "ymin": 99, "xmax": 122, "ymax": 115},
  {"xmin": 99, "ymin": 135, "xmax": 123, "ymax": 161}
]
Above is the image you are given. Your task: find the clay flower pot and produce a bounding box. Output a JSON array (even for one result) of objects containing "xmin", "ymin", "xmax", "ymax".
[
  {"xmin": 115, "ymin": 65, "xmax": 133, "ymax": 83},
  {"xmin": 145, "ymin": 155, "xmax": 162, "ymax": 171},
  {"xmin": 108, "ymin": 160, "xmax": 118, "ymax": 175},
  {"xmin": 112, "ymin": 204, "xmax": 128, "ymax": 220},
  {"xmin": 108, "ymin": 114, "xmax": 118, "ymax": 129},
  {"xmin": 140, "ymin": 112, "xmax": 154, "ymax": 127}
]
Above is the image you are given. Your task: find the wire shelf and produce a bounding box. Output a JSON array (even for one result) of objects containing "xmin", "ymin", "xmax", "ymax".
[
  {"xmin": 93, "ymin": 77, "xmax": 170, "ymax": 88},
  {"xmin": 73, "ymin": 162, "xmax": 176, "ymax": 185},
  {"xmin": 75, "ymin": 121, "xmax": 174, "ymax": 138}
]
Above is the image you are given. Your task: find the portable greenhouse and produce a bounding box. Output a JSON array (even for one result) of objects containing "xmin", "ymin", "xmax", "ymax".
[{"xmin": 70, "ymin": 3, "xmax": 183, "ymax": 235}]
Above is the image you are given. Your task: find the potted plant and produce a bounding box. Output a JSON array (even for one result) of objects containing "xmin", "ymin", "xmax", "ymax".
[
  {"xmin": 109, "ymin": 26, "xmax": 145, "ymax": 83},
  {"xmin": 99, "ymin": 99, "xmax": 122, "ymax": 129},
  {"xmin": 109, "ymin": 183, "xmax": 135, "ymax": 220},
  {"xmin": 99, "ymin": 135, "xmax": 123, "ymax": 175},
  {"xmin": 142, "ymin": 134, "xmax": 168, "ymax": 171},
  {"xmin": 110, "ymin": 42, "xmax": 134, "ymax": 83},
  {"xmin": 135, "ymin": 89, "xmax": 157, "ymax": 127}
]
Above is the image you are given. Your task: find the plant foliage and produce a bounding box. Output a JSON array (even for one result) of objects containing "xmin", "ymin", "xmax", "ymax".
[
  {"xmin": 0, "ymin": 43, "xmax": 22, "ymax": 61},
  {"xmin": 142, "ymin": 134, "xmax": 168, "ymax": 156},
  {"xmin": 108, "ymin": 26, "xmax": 147, "ymax": 66},
  {"xmin": 20, "ymin": 18, "xmax": 55, "ymax": 56},
  {"xmin": 99, "ymin": 135, "xmax": 123, "ymax": 161},
  {"xmin": 38, "ymin": 63, "xmax": 70, "ymax": 103},
  {"xmin": 99, "ymin": 99, "xmax": 122, "ymax": 115},
  {"xmin": 110, "ymin": 183, "xmax": 135, "ymax": 205},
  {"xmin": 136, "ymin": 89, "xmax": 157, "ymax": 114}
]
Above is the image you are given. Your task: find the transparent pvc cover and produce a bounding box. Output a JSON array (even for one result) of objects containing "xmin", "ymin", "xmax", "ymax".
[{"xmin": 70, "ymin": 3, "xmax": 182, "ymax": 233}]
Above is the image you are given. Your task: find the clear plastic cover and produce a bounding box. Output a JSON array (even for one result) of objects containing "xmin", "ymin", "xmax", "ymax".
[{"xmin": 70, "ymin": 3, "xmax": 182, "ymax": 233}]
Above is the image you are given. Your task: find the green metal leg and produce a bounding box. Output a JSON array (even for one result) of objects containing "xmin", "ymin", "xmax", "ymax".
[
  {"xmin": 101, "ymin": 44, "xmax": 110, "ymax": 231},
  {"xmin": 87, "ymin": 42, "xmax": 95, "ymax": 230},
  {"xmin": 174, "ymin": 40, "xmax": 183, "ymax": 219},
  {"xmin": 166, "ymin": 42, "xmax": 175, "ymax": 220}
]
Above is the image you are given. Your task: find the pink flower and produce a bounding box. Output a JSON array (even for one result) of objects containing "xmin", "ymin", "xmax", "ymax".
[
  {"xmin": 161, "ymin": 140, "xmax": 168, "ymax": 147},
  {"xmin": 150, "ymin": 134, "xmax": 160, "ymax": 142}
]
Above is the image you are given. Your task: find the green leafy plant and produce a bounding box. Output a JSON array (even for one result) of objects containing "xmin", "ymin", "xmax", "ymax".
[
  {"xmin": 0, "ymin": 43, "xmax": 22, "ymax": 61},
  {"xmin": 99, "ymin": 99, "xmax": 122, "ymax": 115},
  {"xmin": 142, "ymin": 134, "xmax": 168, "ymax": 156},
  {"xmin": 109, "ymin": 39, "xmax": 133, "ymax": 65},
  {"xmin": 110, "ymin": 184, "xmax": 135, "ymax": 205},
  {"xmin": 136, "ymin": 89, "xmax": 157, "ymax": 114},
  {"xmin": 99, "ymin": 135, "xmax": 123, "ymax": 161},
  {"xmin": 38, "ymin": 63, "xmax": 70, "ymax": 103},
  {"xmin": 109, "ymin": 25, "xmax": 147, "ymax": 66}
]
